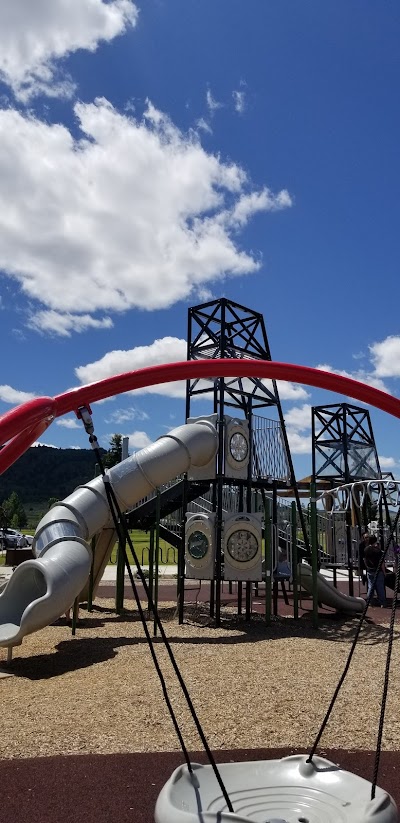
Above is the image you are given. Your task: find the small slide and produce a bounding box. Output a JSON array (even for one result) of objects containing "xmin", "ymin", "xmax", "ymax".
[
  {"xmin": 0, "ymin": 418, "xmax": 218, "ymax": 648},
  {"xmin": 299, "ymin": 562, "xmax": 365, "ymax": 614}
]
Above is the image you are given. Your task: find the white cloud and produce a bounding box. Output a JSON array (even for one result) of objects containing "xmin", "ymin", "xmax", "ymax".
[
  {"xmin": 275, "ymin": 381, "xmax": 309, "ymax": 401},
  {"xmin": 316, "ymin": 363, "xmax": 390, "ymax": 394},
  {"xmin": 283, "ymin": 403, "xmax": 313, "ymax": 455},
  {"xmin": 227, "ymin": 188, "xmax": 293, "ymax": 228},
  {"xmin": 379, "ymin": 455, "xmax": 397, "ymax": 470},
  {"xmin": 196, "ymin": 117, "xmax": 212, "ymax": 135},
  {"xmin": 232, "ymin": 89, "xmax": 246, "ymax": 114},
  {"xmin": 206, "ymin": 88, "xmax": 223, "ymax": 113},
  {"xmin": 32, "ymin": 441, "xmax": 59, "ymax": 448},
  {"xmin": 284, "ymin": 404, "xmax": 312, "ymax": 431},
  {"xmin": 29, "ymin": 310, "xmax": 113, "ymax": 337},
  {"xmin": 369, "ymin": 336, "xmax": 400, "ymax": 378},
  {"xmin": 286, "ymin": 430, "xmax": 312, "ymax": 455},
  {"xmin": 76, "ymin": 337, "xmax": 189, "ymax": 398},
  {"xmin": 56, "ymin": 418, "xmax": 80, "ymax": 429},
  {"xmin": 0, "ymin": 0, "xmax": 138, "ymax": 102},
  {"xmin": 0, "ymin": 385, "xmax": 37, "ymax": 404},
  {"xmin": 0, "ymin": 99, "xmax": 291, "ymax": 331},
  {"xmin": 106, "ymin": 407, "xmax": 149, "ymax": 424},
  {"xmin": 128, "ymin": 430, "xmax": 152, "ymax": 450}
]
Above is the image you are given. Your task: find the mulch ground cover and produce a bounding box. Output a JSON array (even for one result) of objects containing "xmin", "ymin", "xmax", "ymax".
[{"xmin": 2, "ymin": 577, "xmax": 399, "ymax": 822}]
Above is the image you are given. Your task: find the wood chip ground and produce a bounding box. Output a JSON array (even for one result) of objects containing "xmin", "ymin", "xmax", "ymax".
[{"xmin": 1, "ymin": 595, "xmax": 399, "ymax": 760}]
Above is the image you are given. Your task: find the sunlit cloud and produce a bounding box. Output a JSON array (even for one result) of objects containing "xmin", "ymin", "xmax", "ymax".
[
  {"xmin": 0, "ymin": 99, "xmax": 291, "ymax": 334},
  {"xmin": 370, "ymin": 336, "xmax": 400, "ymax": 378},
  {"xmin": 55, "ymin": 418, "xmax": 81, "ymax": 429},
  {"xmin": 0, "ymin": 385, "xmax": 37, "ymax": 404},
  {"xmin": 0, "ymin": 0, "xmax": 138, "ymax": 102}
]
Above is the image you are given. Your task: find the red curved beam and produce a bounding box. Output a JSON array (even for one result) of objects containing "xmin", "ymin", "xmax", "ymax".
[
  {"xmin": 53, "ymin": 360, "xmax": 400, "ymax": 420},
  {"xmin": 0, "ymin": 397, "xmax": 55, "ymax": 446},
  {"xmin": 0, "ymin": 360, "xmax": 400, "ymax": 474},
  {"xmin": 0, "ymin": 418, "xmax": 55, "ymax": 475}
]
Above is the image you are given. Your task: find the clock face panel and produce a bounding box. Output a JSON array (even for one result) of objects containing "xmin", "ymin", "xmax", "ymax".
[
  {"xmin": 226, "ymin": 529, "xmax": 258, "ymax": 562},
  {"xmin": 187, "ymin": 530, "xmax": 209, "ymax": 560},
  {"xmin": 229, "ymin": 431, "xmax": 249, "ymax": 463}
]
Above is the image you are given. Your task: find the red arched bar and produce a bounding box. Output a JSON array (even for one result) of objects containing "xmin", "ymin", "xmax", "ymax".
[
  {"xmin": 0, "ymin": 418, "xmax": 57, "ymax": 476},
  {"xmin": 0, "ymin": 360, "xmax": 400, "ymax": 474},
  {"xmin": 0, "ymin": 397, "xmax": 55, "ymax": 446}
]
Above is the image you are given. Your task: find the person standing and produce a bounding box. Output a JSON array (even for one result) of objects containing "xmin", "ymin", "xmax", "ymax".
[
  {"xmin": 364, "ymin": 535, "xmax": 387, "ymax": 607},
  {"xmin": 358, "ymin": 532, "xmax": 370, "ymax": 587}
]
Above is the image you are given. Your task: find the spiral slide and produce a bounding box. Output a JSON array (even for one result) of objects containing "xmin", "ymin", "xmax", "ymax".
[
  {"xmin": 299, "ymin": 562, "xmax": 365, "ymax": 614},
  {"xmin": 0, "ymin": 418, "xmax": 218, "ymax": 649}
]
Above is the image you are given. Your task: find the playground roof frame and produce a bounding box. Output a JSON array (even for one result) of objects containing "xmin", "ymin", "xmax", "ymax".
[{"xmin": 1, "ymin": 358, "xmax": 400, "ymax": 476}]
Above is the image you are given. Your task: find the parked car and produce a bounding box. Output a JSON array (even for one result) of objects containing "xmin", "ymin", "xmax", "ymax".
[{"xmin": 0, "ymin": 528, "xmax": 28, "ymax": 548}]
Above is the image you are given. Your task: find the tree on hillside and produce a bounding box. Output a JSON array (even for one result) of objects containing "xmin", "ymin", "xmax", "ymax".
[
  {"xmin": 0, "ymin": 506, "xmax": 7, "ymax": 529},
  {"xmin": 2, "ymin": 491, "xmax": 27, "ymax": 529},
  {"xmin": 104, "ymin": 434, "xmax": 123, "ymax": 468},
  {"xmin": 48, "ymin": 497, "xmax": 60, "ymax": 510}
]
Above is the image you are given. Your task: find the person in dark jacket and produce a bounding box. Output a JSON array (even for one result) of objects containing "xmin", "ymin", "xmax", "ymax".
[
  {"xmin": 358, "ymin": 532, "xmax": 370, "ymax": 587},
  {"xmin": 364, "ymin": 535, "xmax": 386, "ymax": 607}
]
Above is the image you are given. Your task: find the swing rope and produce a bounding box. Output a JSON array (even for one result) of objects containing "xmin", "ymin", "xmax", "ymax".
[
  {"xmin": 307, "ymin": 502, "xmax": 400, "ymax": 801},
  {"xmin": 78, "ymin": 407, "xmax": 234, "ymax": 815},
  {"xmin": 372, "ymin": 550, "xmax": 400, "ymax": 798}
]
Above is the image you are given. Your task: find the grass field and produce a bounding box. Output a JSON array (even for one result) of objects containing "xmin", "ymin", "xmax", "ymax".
[
  {"xmin": 109, "ymin": 530, "xmax": 178, "ymax": 566},
  {"xmin": 0, "ymin": 529, "xmax": 178, "ymax": 567}
]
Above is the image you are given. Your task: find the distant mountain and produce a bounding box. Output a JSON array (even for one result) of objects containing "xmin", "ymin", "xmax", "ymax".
[{"xmin": 0, "ymin": 445, "xmax": 106, "ymax": 506}]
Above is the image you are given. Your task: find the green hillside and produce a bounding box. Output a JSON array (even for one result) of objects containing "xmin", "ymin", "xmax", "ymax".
[{"xmin": 0, "ymin": 445, "xmax": 105, "ymax": 507}]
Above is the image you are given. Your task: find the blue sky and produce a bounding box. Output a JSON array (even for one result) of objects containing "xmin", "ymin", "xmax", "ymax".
[{"xmin": 0, "ymin": 0, "xmax": 400, "ymax": 481}]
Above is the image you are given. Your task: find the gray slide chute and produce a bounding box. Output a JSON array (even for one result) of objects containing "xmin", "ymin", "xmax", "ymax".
[
  {"xmin": 0, "ymin": 419, "xmax": 218, "ymax": 648},
  {"xmin": 299, "ymin": 562, "xmax": 365, "ymax": 613}
]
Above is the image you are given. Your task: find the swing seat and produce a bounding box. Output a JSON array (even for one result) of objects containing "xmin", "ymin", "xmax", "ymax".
[{"xmin": 154, "ymin": 753, "xmax": 398, "ymax": 823}]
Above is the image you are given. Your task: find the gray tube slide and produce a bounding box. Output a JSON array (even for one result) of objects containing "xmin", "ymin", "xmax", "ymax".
[
  {"xmin": 299, "ymin": 563, "xmax": 365, "ymax": 613},
  {"xmin": 0, "ymin": 419, "xmax": 218, "ymax": 648}
]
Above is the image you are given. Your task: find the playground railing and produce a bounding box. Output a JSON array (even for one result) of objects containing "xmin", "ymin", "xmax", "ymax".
[{"xmin": 110, "ymin": 544, "xmax": 178, "ymax": 566}]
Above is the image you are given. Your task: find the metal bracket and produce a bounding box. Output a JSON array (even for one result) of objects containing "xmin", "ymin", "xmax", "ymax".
[{"xmin": 76, "ymin": 404, "xmax": 95, "ymax": 436}]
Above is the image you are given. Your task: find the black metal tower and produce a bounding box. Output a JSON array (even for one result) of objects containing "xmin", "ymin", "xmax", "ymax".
[
  {"xmin": 312, "ymin": 403, "xmax": 381, "ymax": 484},
  {"xmin": 181, "ymin": 297, "xmax": 308, "ymax": 625},
  {"xmin": 311, "ymin": 402, "xmax": 384, "ymax": 595}
]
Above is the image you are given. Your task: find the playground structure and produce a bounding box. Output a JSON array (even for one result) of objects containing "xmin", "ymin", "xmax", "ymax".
[
  {"xmin": 1, "ymin": 299, "xmax": 400, "ymax": 820},
  {"xmin": 0, "ymin": 299, "xmax": 399, "ymax": 644},
  {"xmin": 3, "ymin": 297, "xmax": 395, "ymax": 645},
  {"xmin": 124, "ymin": 300, "xmax": 398, "ymax": 626}
]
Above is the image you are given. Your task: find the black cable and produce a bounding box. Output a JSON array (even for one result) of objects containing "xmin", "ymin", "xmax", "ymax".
[
  {"xmin": 88, "ymin": 433, "xmax": 234, "ymax": 815},
  {"xmin": 307, "ymin": 504, "xmax": 400, "ymax": 764},
  {"xmin": 371, "ymin": 553, "xmax": 400, "ymax": 799},
  {"xmin": 101, "ymin": 473, "xmax": 191, "ymax": 769}
]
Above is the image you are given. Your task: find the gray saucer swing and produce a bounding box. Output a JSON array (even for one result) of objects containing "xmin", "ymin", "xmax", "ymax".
[{"xmin": 155, "ymin": 754, "xmax": 396, "ymax": 822}]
